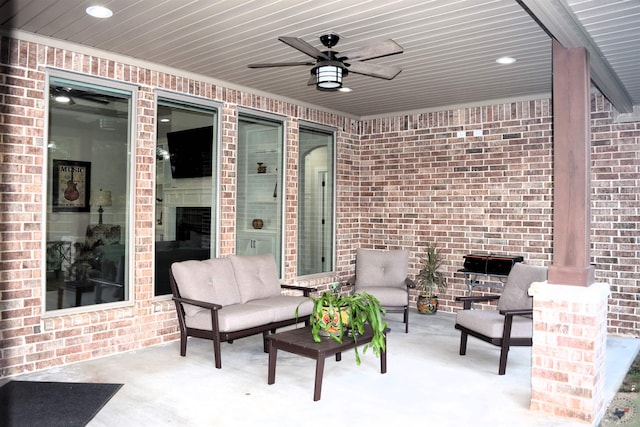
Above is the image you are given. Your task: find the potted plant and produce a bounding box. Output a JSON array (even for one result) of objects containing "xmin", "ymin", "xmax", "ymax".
[
  {"xmin": 298, "ymin": 290, "xmax": 388, "ymax": 365},
  {"xmin": 415, "ymin": 244, "xmax": 447, "ymax": 314}
]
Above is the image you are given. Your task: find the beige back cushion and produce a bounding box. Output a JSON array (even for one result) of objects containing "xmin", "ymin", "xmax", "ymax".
[
  {"xmin": 497, "ymin": 263, "xmax": 548, "ymax": 311},
  {"xmin": 355, "ymin": 249, "xmax": 408, "ymax": 289},
  {"xmin": 229, "ymin": 254, "xmax": 282, "ymax": 303},
  {"xmin": 171, "ymin": 258, "xmax": 241, "ymax": 316}
]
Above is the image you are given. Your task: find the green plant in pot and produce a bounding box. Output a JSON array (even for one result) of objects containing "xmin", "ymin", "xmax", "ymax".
[
  {"xmin": 415, "ymin": 244, "xmax": 447, "ymax": 314},
  {"xmin": 301, "ymin": 290, "xmax": 388, "ymax": 365}
]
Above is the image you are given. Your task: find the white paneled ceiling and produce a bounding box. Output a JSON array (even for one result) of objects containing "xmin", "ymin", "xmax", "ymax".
[{"xmin": 1, "ymin": 0, "xmax": 638, "ymax": 117}]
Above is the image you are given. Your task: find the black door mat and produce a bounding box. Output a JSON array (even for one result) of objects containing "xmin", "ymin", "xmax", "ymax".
[{"xmin": 0, "ymin": 380, "xmax": 123, "ymax": 427}]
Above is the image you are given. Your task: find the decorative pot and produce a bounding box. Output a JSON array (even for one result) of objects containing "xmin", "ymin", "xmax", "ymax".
[
  {"xmin": 417, "ymin": 294, "xmax": 438, "ymax": 314},
  {"xmin": 317, "ymin": 305, "xmax": 351, "ymax": 337}
]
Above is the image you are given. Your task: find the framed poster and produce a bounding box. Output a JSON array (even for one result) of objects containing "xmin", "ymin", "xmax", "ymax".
[{"xmin": 52, "ymin": 160, "xmax": 91, "ymax": 212}]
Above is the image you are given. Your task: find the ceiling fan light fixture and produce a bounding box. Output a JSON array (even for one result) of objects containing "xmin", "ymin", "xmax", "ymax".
[
  {"xmin": 316, "ymin": 65, "xmax": 342, "ymax": 89},
  {"xmin": 315, "ymin": 64, "xmax": 343, "ymax": 90}
]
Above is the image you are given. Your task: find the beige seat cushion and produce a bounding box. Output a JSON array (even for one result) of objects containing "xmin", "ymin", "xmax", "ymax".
[
  {"xmin": 355, "ymin": 249, "xmax": 408, "ymax": 290},
  {"xmin": 171, "ymin": 258, "xmax": 241, "ymax": 316},
  {"xmin": 246, "ymin": 295, "xmax": 313, "ymax": 322},
  {"xmin": 230, "ymin": 254, "xmax": 282, "ymax": 303},
  {"xmin": 456, "ymin": 309, "xmax": 532, "ymax": 339},
  {"xmin": 356, "ymin": 286, "xmax": 408, "ymax": 307},
  {"xmin": 186, "ymin": 303, "xmax": 275, "ymax": 333}
]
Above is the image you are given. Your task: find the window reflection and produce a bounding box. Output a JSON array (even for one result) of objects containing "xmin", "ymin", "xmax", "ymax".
[
  {"xmin": 154, "ymin": 98, "xmax": 217, "ymax": 296},
  {"xmin": 298, "ymin": 126, "xmax": 335, "ymax": 275},
  {"xmin": 45, "ymin": 75, "xmax": 132, "ymax": 311}
]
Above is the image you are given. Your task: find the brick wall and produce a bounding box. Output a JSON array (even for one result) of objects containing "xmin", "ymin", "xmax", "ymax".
[
  {"xmin": 358, "ymin": 101, "xmax": 556, "ymax": 312},
  {"xmin": 0, "ymin": 34, "xmax": 638, "ymax": 377},
  {"xmin": 590, "ymin": 96, "xmax": 640, "ymax": 335},
  {"xmin": 358, "ymin": 99, "xmax": 638, "ymax": 333}
]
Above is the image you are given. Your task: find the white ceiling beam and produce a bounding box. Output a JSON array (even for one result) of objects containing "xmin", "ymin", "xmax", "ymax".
[{"xmin": 518, "ymin": 0, "xmax": 634, "ymax": 113}]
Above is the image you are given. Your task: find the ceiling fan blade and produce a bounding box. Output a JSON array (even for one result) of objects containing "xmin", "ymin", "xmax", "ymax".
[
  {"xmin": 346, "ymin": 61, "xmax": 402, "ymax": 80},
  {"xmin": 278, "ymin": 36, "xmax": 330, "ymax": 60},
  {"xmin": 340, "ymin": 39, "xmax": 403, "ymax": 61},
  {"xmin": 248, "ymin": 61, "xmax": 315, "ymax": 68}
]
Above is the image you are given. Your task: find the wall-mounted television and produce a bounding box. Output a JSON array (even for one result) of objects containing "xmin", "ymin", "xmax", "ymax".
[{"xmin": 167, "ymin": 126, "xmax": 213, "ymax": 178}]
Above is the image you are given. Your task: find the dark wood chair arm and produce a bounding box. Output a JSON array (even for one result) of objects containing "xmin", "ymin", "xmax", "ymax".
[
  {"xmin": 280, "ymin": 284, "xmax": 315, "ymax": 297},
  {"xmin": 343, "ymin": 275, "xmax": 415, "ymax": 290},
  {"xmin": 172, "ymin": 296, "xmax": 222, "ymax": 311},
  {"xmin": 455, "ymin": 295, "xmax": 500, "ymax": 303},
  {"xmin": 455, "ymin": 294, "xmax": 500, "ymax": 309},
  {"xmin": 500, "ymin": 308, "xmax": 533, "ymax": 317}
]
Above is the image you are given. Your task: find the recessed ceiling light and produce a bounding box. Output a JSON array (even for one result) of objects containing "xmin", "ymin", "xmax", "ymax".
[
  {"xmin": 160, "ymin": 118, "xmax": 170, "ymax": 123},
  {"xmin": 338, "ymin": 87, "xmax": 352, "ymax": 93},
  {"xmin": 496, "ymin": 56, "xmax": 516, "ymax": 65},
  {"xmin": 86, "ymin": 6, "xmax": 113, "ymax": 18}
]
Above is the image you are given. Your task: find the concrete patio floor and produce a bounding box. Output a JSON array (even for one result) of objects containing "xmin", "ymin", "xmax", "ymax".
[{"xmin": 3, "ymin": 310, "xmax": 639, "ymax": 426}]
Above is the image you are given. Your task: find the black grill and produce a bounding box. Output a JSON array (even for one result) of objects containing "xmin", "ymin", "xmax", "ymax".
[{"xmin": 463, "ymin": 254, "xmax": 524, "ymax": 276}]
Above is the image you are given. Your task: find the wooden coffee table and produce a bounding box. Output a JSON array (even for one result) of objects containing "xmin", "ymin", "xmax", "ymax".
[{"xmin": 266, "ymin": 325, "xmax": 388, "ymax": 401}]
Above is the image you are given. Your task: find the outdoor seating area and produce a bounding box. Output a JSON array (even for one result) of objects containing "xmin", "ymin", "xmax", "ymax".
[
  {"xmin": 2, "ymin": 3, "xmax": 639, "ymax": 425},
  {"xmin": 5, "ymin": 311, "xmax": 638, "ymax": 426}
]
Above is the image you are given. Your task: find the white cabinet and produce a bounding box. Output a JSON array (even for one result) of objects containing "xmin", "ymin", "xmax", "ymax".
[{"xmin": 238, "ymin": 233, "xmax": 276, "ymax": 256}]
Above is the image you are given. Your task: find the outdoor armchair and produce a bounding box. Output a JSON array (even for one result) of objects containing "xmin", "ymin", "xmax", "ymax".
[
  {"xmin": 346, "ymin": 248, "xmax": 414, "ymax": 333},
  {"xmin": 454, "ymin": 262, "xmax": 548, "ymax": 374}
]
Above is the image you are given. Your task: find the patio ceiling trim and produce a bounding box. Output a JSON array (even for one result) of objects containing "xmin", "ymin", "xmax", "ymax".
[{"xmin": 518, "ymin": 0, "xmax": 634, "ymax": 114}]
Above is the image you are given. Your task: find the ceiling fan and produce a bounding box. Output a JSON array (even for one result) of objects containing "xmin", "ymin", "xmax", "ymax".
[{"xmin": 248, "ymin": 33, "xmax": 403, "ymax": 90}]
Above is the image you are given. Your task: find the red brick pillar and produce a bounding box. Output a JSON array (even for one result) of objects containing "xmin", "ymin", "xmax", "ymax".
[{"xmin": 529, "ymin": 282, "xmax": 609, "ymax": 424}]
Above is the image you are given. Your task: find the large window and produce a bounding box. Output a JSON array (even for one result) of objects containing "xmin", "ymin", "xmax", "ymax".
[
  {"xmin": 45, "ymin": 72, "xmax": 134, "ymax": 311},
  {"xmin": 237, "ymin": 114, "xmax": 284, "ymax": 273},
  {"xmin": 154, "ymin": 96, "xmax": 218, "ymax": 296},
  {"xmin": 297, "ymin": 125, "xmax": 335, "ymax": 275}
]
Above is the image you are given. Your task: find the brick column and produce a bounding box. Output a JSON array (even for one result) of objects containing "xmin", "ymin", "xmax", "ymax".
[
  {"xmin": 528, "ymin": 40, "xmax": 610, "ymax": 426},
  {"xmin": 529, "ymin": 282, "xmax": 610, "ymax": 425}
]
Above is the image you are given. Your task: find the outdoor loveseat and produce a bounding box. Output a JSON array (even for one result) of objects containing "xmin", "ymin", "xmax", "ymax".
[{"xmin": 169, "ymin": 253, "xmax": 313, "ymax": 368}]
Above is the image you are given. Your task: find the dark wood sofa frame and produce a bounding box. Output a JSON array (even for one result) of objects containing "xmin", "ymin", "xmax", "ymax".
[{"xmin": 169, "ymin": 268, "xmax": 312, "ymax": 369}]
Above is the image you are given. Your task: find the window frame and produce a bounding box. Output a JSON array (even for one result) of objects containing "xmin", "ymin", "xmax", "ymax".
[
  {"xmin": 297, "ymin": 121, "xmax": 337, "ymax": 277},
  {"xmin": 237, "ymin": 109, "xmax": 287, "ymax": 277},
  {"xmin": 153, "ymin": 90, "xmax": 222, "ymax": 298},
  {"xmin": 43, "ymin": 69, "xmax": 138, "ymax": 314}
]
